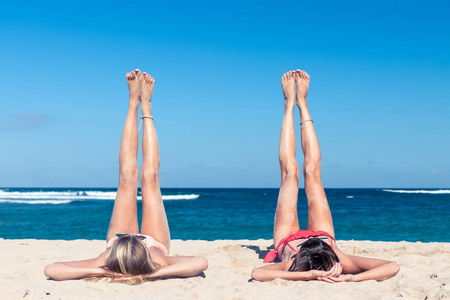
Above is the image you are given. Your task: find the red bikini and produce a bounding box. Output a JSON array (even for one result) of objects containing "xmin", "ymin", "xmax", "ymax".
[{"xmin": 263, "ymin": 230, "xmax": 335, "ymax": 263}]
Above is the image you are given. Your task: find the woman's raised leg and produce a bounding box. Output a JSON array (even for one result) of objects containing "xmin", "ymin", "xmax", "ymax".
[
  {"xmin": 139, "ymin": 73, "xmax": 171, "ymax": 252},
  {"xmin": 106, "ymin": 69, "xmax": 141, "ymax": 241},
  {"xmin": 273, "ymin": 71, "xmax": 301, "ymax": 247},
  {"xmin": 296, "ymin": 70, "xmax": 335, "ymax": 238}
]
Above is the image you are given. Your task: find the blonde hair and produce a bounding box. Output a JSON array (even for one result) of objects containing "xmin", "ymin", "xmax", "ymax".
[{"xmin": 86, "ymin": 235, "xmax": 160, "ymax": 285}]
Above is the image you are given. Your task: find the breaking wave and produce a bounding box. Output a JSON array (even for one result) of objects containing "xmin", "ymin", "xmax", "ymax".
[
  {"xmin": 382, "ymin": 189, "xmax": 450, "ymax": 194},
  {"xmin": 0, "ymin": 189, "xmax": 199, "ymax": 205}
]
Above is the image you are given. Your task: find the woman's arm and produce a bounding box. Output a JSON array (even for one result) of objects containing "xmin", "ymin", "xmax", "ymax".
[
  {"xmin": 251, "ymin": 262, "xmax": 342, "ymax": 282},
  {"xmin": 321, "ymin": 252, "xmax": 400, "ymax": 282},
  {"xmin": 147, "ymin": 256, "xmax": 208, "ymax": 279},
  {"xmin": 44, "ymin": 252, "xmax": 111, "ymax": 281}
]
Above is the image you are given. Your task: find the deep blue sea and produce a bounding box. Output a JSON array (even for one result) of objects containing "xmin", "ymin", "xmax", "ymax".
[{"xmin": 0, "ymin": 188, "xmax": 449, "ymax": 242}]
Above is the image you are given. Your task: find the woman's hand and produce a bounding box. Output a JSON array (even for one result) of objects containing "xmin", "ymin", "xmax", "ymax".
[
  {"xmin": 317, "ymin": 274, "xmax": 355, "ymax": 283},
  {"xmin": 310, "ymin": 262, "xmax": 342, "ymax": 280}
]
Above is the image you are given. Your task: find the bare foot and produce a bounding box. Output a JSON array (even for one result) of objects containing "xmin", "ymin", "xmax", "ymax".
[
  {"xmin": 140, "ymin": 72, "xmax": 155, "ymax": 115},
  {"xmin": 295, "ymin": 69, "xmax": 310, "ymax": 107},
  {"xmin": 126, "ymin": 69, "xmax": 141, "ymax": 105},
  {"xmin": 281, "ymin": 70, "xmax": 296, "ymax": 108}
]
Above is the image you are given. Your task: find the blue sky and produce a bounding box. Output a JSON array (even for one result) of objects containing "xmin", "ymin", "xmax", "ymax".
[{"xmin": 1, "ymin": 0, "xmax": 449, "ymax": 188}]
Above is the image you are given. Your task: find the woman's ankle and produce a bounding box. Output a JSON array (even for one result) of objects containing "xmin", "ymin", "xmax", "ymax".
[
  {"xmin": 129, "ymin": 98, "xmax": 140, "ymax": 109},
  {"xmin": 140, "ymin": 106, "xmax": 152, "ymax": 116}
]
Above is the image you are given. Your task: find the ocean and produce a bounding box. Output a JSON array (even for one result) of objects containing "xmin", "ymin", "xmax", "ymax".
[{"xmin": 0, "ymin": 188, "xmax": 449, "ymax": 243}]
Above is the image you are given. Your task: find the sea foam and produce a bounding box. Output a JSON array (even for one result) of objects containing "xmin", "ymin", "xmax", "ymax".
[
  {"xmin": 0, "ymin": 189, "xmax": 199, "ymax": 204},
  {"xmin": 382, "ymin": 189, "xmax": 450, "ymax": 194},
  {"xmin": 0, "ymin": 199, "xmax": 73, "ymax": 205}
]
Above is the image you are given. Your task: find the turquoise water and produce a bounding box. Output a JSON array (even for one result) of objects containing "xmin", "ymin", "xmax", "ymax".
[{"xmin": 0, "ymin": 188, "xmax": 449, "ymax": 242}]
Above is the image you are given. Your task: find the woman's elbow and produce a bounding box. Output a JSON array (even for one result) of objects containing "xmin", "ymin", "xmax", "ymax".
[
  {"xmin": 390, "ymin": 261, "xmax": 400, "ymax": 277},
  {"xmin": 251, "ymin": 268, "xmax": 269, "ymax": 282},
  {"xmin": 378, "ymin": 261, "xmax": 400, "ymax": 281},
  {"xmin": 44, "ymin": 264, "xmax": 58, "ymax": 280},
  {"xmin": 199, "ymin": 256, "xmax": 209, "ymax": 272},
  {"xmin": 251, "ymin": 268, "xmax": 261, "ymax": 281},
  {"xmin": 189, "ymin": 256, "xmax": 208, "ymax": 276}
]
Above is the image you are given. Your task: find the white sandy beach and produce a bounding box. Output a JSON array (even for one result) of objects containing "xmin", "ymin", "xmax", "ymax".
[{"xmin": 1, "ymin": 238, "xmax": 448, "ymax": 300}]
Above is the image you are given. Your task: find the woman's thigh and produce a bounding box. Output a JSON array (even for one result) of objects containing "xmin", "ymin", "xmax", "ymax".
[
  {"xmin": 273, "ymin": 180, "xmax": 300, "ymax": 247},
  {"xmin": 305, "ymin": 177, "xmax": 335, "ymax": 238},
  {"xmin": 106, "ymin": 183, "xmax": 139, "ymax": 241},
  {"xmin": 140, "ymin": 180, "xmax": 170, "ymax": 252}
]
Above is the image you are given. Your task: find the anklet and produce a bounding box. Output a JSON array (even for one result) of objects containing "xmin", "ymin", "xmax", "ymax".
[
  {"xmin": 300, "ymin": 119, "xmax": 313, "ymax": 129},
  {"xmin": 138, "ymin": 115, "xmax": 154, "ymax": 130}
]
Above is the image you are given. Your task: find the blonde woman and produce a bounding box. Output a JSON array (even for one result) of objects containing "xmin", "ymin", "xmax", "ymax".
[{"xmin": 44, "ymin": 69, "xmax": 208, "ymax": 284}]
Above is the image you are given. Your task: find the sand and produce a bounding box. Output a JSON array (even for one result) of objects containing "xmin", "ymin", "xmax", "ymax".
[{"xmin": 1, "ymin": 238, "xmax": 448, "ymax": 300}]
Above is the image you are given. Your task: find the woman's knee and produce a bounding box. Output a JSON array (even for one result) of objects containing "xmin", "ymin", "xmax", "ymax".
[
  {"xmin": 281, "ymin": 161, "xmax": 299, "ymax": 183},
  {"xmin": 140, "ymin": 168, "xmax": 159, "ymax": 186},
  {"xmin": 119, "ymin": 164, "xmax": 139, "ymax": 186},
  {"xmin": 303, "ymin": 161, "xmax": 321, "ymax": 179}
]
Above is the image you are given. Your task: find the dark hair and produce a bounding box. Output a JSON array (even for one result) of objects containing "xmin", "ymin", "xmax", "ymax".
[{"xmin": 289, "ymin": 238, "xmax": 339, "ymax": 272}]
